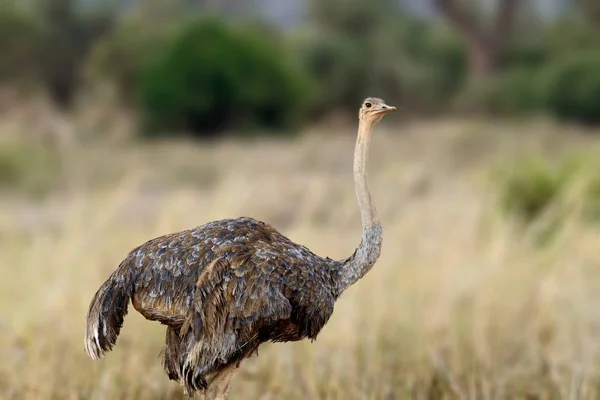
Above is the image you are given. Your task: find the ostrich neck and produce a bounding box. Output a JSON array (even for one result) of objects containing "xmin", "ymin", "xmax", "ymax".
[
  {"xmin": 354, "ymin": 119, "xmax": 379, "ymax": 227},
  {"xmin": 333, "ymin": 118, "xmax": 383, "ymax": 297}
]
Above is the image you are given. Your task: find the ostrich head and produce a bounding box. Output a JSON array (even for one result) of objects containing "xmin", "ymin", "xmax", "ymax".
[{"xmin": 358, "ymin": 97, "xmax": 396, "ymax": 125}]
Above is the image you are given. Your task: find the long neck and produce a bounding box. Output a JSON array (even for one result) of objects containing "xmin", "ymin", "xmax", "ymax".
[
  {"xmin": 354, "ymin": 118, "xmax": 379, "ymax": 227},
  {"xmin": 334, "ymin": 118, "xmax": 383, "ymax": 296}
]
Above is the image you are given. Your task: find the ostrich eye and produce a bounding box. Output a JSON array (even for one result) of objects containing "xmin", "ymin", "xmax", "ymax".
[{"xmin": 365, "ymin": 102, "xmax": 372, "ymax": 108}]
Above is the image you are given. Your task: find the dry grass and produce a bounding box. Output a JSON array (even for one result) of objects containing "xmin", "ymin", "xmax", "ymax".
[{"xmin": 2, "ymin": 119, "xmax": 600, "ymax": 399}]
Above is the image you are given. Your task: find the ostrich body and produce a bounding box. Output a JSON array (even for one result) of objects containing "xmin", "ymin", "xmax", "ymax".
[{"xmin": 84, "ymin": 98, "xmax": 395, "ymax": 399}]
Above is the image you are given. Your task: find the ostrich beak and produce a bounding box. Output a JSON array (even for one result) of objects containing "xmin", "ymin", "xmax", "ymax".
[{"xmin": 375, "ymin": 104, "xmax": 396, "ymax": 114}]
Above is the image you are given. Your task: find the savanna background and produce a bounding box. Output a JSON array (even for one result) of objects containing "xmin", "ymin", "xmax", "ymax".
[{"xmin": 2, "ymin": 0, "xmax": 600, "ymax": 399}]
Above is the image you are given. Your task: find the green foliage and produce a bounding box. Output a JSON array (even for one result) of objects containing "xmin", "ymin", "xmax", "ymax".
[
  {"xmin": 291, "ymin": 30, "xmax": 368, "ymax": 115},
  {"xmin": 504, "ymin": 41, "xmax": 550, "ymax": 69},
  {"xmin": 297, "ymin": 2, "xmax": 468, "ymax": 116},
  {"xmin": 578, "ymin": 0, "xmax": 600, "ymax": 25},
  {"xmin": 84, "ymin": 17, "xmax": 167, "ymax": 106},
  {"xmin": 498, "ymin": 156, "xmax": 576, "ymax": 222},
  {"xmin": 2, "ymin": 0, "xmax": 600, "ymax": 128},
  {"xmin": 0, "ymin": 0, "xmax": 116, "ymax": 106},
  {"xmin": 395, "ymin": 25, "xmax": 467, "ymax": 112},
  {"xmin": 309, "ymin": 0, "xmax": 396, "ymax": 38},
  {"xmin": 296, "ymin": 0, "xmax": 398, "ymax": 114},
  {"xmin": 139, "ymin": 18, "xmax": 312, "ymax": 136},
  {"xmin": 0, "ymin": 1, "xmax": 40, "ymax": 84},
  {"xmin": 83, "ymin": 0, "xmax": 201, "ymax": 106},
  {"xmin": 34, "ymin": 0, "xmax": 116, "ymax": 107},
  {"xmin": 537, "ymin": 52, "xmax": 600, "ymax": 125},
  {"xmin": 497, "ymin": 153, "xmax": 600, "ymax": 227},
  {"xmin": 461, "ymin": 67, "xmax": 542, "ymax": 115},
  {"xmin": 543, "ymin": 19, "xmax": 600, "ymax": 57},
  {"xmin": 454, "ymin": 20, "xmax": 600, "ymax": 122}
]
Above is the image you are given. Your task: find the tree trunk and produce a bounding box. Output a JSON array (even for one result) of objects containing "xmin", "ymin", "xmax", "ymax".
[
  {"xmin": 579, "ymin": 0, "xmax": 600, "ymax": 26},
  {"xmin": 434, "ymin": 0, "xmax": 520, "ymax": 79},
  {"xmin": 463, "ymin": 36, "xmax": 500, "ymax": 79}
]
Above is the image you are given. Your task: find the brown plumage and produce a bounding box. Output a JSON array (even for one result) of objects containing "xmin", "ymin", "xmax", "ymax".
[{"xmin": 84, "ymin": 97, "xmax": 395, "ymax": 399}]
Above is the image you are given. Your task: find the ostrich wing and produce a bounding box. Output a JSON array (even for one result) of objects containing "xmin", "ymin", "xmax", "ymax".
[{"xmin": 128, "ymin": 218, "xmax": 298, "ymax": 336}]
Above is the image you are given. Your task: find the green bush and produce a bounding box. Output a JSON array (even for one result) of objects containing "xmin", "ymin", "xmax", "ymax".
[
  {"xmin": 0, "ymin": 0, "xmax": 116, "ymax": 107},
  {"xmin": 0, "ymin": 2, "xmax": 40, "ymax": 84},
  {"xmin": 504, "ymin": 41, "xmax": 550, "ymax": 69},
  {"xmin": 298, "ymin": 0, "xmax": 399, "ymax": 115},
  {"xmin": 83, "ymin": 0, "xmax": 200, "ymax": 107},
  {"xmin": 34, "ymin": 0, "xmax": 116, "ymax": 107},
  {"xmin": 291, "ymin": 29, "xmax": 367, "ymax": 116},
  {"xmin": 292, "ymin": 18, "xmax": 467, "ymax": 117},
  {"xmin": 538, "ymin": 52, "xmax": 600, "ymax": 125},
  {"xmin": 139, "ymin": 18, "xmax": 312, "ymax": 136},
  {"xmin": 452, "ymin": 20, "xmax": 600, "ymax": 120},
  {"xmin": 398, "ymin": 25, "xmax": 467, "ymax": 112},
  {"xmin": 84, "ymin": 18, "xmax": 166, "ymax": 106},
  {"xmin": 460, "ymin": 67, "xmax": 543, "ymax": 115},
  {"xmin": 543, "ymin": 20, "xmax": 600, "ymax": 58},
  {"xmin": 497, "ymin": 155, "xmax": 580, "ymax": 222},
  {"xmin": 496, "ymin": 153, "xmax": 600, "ymax": 227}
]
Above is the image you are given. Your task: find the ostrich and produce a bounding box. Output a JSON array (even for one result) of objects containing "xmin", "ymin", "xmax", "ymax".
[{"xmin": 84, "ymin": 97, "xmax": 395, "ymax": 399}]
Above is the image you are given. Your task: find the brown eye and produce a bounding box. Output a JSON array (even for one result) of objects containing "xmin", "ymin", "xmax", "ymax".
[{"xmin": 365, "ymin": 102, "xmax": 372, "ymax": 108}]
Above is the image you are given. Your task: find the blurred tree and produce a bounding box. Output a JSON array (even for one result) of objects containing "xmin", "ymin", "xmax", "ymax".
[
  {"xmin": 433, "ymin": 0, "xmax": 522, "ymax": 78},
  {"xmin": 83, "ymin": 0, "xmax": 191, "ymax": 106},
  {"xmin": 538, "ymin": 52, "xmax": 600, "ymax": 125},
  {"xmin": 0, "ymin": 1, "xmax": 40, "ymax": 85},
  {"xmin": 576, "ymin": 0, "xmax": 600, "ymax": 25},
  {"xmin": 34, "ymin": 0, "xmax": 115, "ymax": 107},
  {"xmin": 128, "ymin": 0, "xmax": 194, "ymax": 29},
  {"xmin": 301, "ymin": 0, "xmax": 468, "ymax": 116},
  {"xmin": 139, "ymin": 18, "xmax": 312, "ymax": 136},
  {"xmin": 310, "ymin": 0, "xmax": 396, "ymax": 38},
  {"xmin": 302, "ymin": 0, "xmax": 405, "ymax": 114}
]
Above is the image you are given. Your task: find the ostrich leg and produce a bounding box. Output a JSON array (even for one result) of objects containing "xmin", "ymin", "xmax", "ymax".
[{"xmin": 204, "ymin": 364, "xmax": 238, "ymax": 400}]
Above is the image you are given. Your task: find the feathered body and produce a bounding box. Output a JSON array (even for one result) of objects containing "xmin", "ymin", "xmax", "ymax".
[
  {"xmin": 85, "ymin": 97, "xmax": 394, "ymax": 399},
  {"xmin": 86, "ymin": 217, "xmax": 345, "ymax": 393}
]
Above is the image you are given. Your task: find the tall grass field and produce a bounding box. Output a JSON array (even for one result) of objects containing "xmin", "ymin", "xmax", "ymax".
[{"xmin": 2, "ymin": 119, "xmax": 600, "ymax": 399}]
